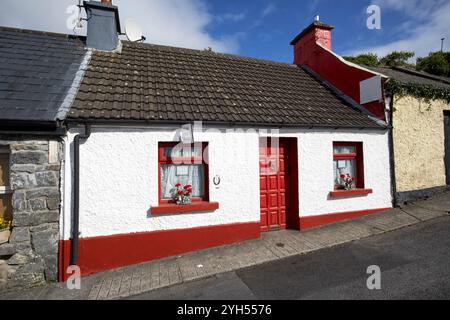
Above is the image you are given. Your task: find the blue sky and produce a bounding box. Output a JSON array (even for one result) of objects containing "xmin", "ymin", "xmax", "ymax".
[
  {"xmin": 1, "ymin": 0, "xmax": 449, "ymax": 63},
  {"xmin": 203, "ymin": 0, "xmax": 450, "ymax": 62}
]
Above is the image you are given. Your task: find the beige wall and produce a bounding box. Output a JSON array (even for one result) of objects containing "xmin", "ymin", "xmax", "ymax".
[{"xmin": 393, "ymin": 96, "xmax": 450, "ymax": 192}]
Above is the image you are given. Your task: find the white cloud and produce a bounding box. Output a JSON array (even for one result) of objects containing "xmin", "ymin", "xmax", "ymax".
[
  {"xmin": 215, "ymin": 13, "xmax": 246, "ymax": 24},
  {"xmin": 0, "ymin": 0, "xmax": 241, "ymax": 53},
  {"xmin": 346, "ymin": 0, "xmax": 450, "ymax": 59},
  {"xmin": 373, "ymin": 0, "xmax": 447, "ymax": 19},
  {"xmin": 250, "ymin": 2, "xmax": 276, "ymax": 29},
  {"xmin": 261, "ymin": 3, "xmax": 276, "ymax": 18},
  {"xmin": 308, "ymin": 0, "xmax": 321, "ymax": 14}
]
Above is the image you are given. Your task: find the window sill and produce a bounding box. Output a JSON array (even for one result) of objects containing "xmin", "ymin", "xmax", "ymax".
[
  {"xmin": 151, "ymin": 202, "xmax": 219, "ymax": 215},
  {"xmin": 330, "ymin": 189, "xmax": 373, "ymax": 198}
]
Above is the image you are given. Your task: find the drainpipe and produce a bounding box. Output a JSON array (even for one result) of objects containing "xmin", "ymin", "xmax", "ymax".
[
  {"xmin": 387, "ymin": 96, "xmax": 398, "ymax": 207},
  {"xmin": 70, "ymin": 125, "xmax": 91, "ymax": 266}
]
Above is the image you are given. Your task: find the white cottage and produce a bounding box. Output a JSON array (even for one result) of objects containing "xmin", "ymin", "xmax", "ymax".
[{"xmin": 58, "ymin": 1, "xmax": 393, "ymax": 279}]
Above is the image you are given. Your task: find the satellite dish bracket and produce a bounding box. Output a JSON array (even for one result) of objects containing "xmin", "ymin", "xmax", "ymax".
[{"xmin": 124, "ymin": 18, "xmax": 146, "ymax": 42}]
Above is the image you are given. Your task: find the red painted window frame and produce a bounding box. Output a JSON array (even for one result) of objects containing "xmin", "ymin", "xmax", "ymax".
[
  {"xmin": 157, "ymin": 142, "xmax": 210, "ymax": 205},
  {"xmin": 333, "ymin": 142, "xmax": 365, "ymax": 191}
]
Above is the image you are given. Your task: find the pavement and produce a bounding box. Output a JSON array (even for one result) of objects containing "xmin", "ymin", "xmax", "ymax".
[
  {"xmin": 129, "ymin": 216, "xmax": 450, "ymax": 300},
  {"xmin": 1, "ymin": 192, "xmax": 449, "ymax": 300}
]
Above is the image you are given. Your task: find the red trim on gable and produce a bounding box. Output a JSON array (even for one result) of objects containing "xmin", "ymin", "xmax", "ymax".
[
  {"xmin": 299, "ymin": 207, "xmax": 391, "ymax": 231},
  {"xmin": 58, "ymin": 221, "xmax": 260, "ymax": 281},
  {"xmin": 293, "ymin": 35, "xmax": 387, "ymax": 120}
]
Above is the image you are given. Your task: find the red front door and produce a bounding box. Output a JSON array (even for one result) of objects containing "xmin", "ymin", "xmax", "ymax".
[{"xmin": 259, "ymin": 138, "xmax": 295, "ymax": 232}]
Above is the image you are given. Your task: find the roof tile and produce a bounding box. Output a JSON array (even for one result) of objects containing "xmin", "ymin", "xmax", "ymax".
[{"xmin": 69, "ymin": 41, "xmax": 382, "ymax": 128}]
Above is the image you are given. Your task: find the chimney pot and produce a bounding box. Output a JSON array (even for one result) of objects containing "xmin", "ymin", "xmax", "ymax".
[{"xmin": 101, "ymin": 0, "xmax": 112, "ymax": 4}]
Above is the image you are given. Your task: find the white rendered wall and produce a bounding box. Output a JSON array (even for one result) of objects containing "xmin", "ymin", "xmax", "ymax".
[
  {"xmin": 293, "ymin": 130, "xmax": 392, "ymax": 216},
  {"xmin": 61, "ymin": 126, "xmax": 261, "ymax": 240},
  {"xmin": 61, "ymin": 126, "xmax": 392, "ymax": 240}
]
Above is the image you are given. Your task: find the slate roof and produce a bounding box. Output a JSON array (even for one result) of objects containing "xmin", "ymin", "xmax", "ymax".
[
  {"xmin": 0, "ymin": 27, "xmax": 88, "ymax": 123},
  {"xmin": 371, "ymin": 66, "xmax": 450, "ymax": 90},
  {"xmin": 70, "ymin": 41, "xmax": 383, "ymax": 129}
]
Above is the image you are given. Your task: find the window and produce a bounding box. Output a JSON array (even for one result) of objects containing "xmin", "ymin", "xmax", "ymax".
[
  {"xmin": 0, "ymin": 147, "xmax": 13, "ymax": 223},
  {"xmin": 333, "ymin": 142, "xmax": 365, "ymax": 190},
  {"xmin": 158, "ymin": 142, "xmax": 209, "ymax": 204}
]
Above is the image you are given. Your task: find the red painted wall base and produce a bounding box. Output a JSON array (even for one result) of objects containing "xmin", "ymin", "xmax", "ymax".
[
  {"xmin": 58, "ymin": 208, "xmax": 392, "ymax": 281},
  {"xmin": 59, "ymin": 221, "xmax": 260, "ymax": 282},
  {"xmin": 299, "ymin": 207, "xmax": 391, "ymax": 231}
]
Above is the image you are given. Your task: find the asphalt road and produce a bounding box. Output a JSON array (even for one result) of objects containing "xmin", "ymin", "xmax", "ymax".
[{"xmin": 127, "ymin": 216, "xmax": 450, "ymax": 300}]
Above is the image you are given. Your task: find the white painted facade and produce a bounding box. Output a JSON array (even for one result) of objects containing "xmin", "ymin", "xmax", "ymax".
[{"xmin": 60, "ymin": 125, "xmax": 392, "ymax": 240}]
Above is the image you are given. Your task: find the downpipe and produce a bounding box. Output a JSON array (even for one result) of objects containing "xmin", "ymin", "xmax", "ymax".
[
  {"xmin": 387, "ymin": 96, "xmax": 398, "ymax": 207},
  {"xmin": 70, "ymin": 125, "xmax": 91, "ymax": 266}
]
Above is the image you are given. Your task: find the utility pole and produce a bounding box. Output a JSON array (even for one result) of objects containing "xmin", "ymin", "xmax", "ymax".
[{"xmin": 441, "ymin": 38, "xmax": 445, "ymax": 52}]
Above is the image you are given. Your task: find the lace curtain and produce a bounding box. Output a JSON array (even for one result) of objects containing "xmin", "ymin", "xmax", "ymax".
[
  {"xmin": 333, "ymin": 159, "xmax": 356, "ymax": 187},
  {"xmin": 160, "ymin": 164, "xmax": 205, "ymax": 199}
]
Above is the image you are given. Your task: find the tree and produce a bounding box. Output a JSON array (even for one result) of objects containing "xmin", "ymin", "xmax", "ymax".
[
  {"xmin": 343, "ymin": 53, "xmax": 380, "ymax": 67},
  {"xmin": 379, "ymin": 51, "xmax": 415, "ymax": 68},
  {"xmin": 416, "ymin": 51, "xmax": 450, "ymax": 77},
  {"xmin": 343, "ymin": 51, "xmax": 415, "ymax": 68}
]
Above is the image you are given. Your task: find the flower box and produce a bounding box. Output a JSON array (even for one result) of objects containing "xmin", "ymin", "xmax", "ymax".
[
  {"xmin": 330, "ymin": 189, "xmax": 373, "ymax": 198},
  {"xmin": 151, "ymin": 201, "xmax": 219, "ymax": 215}
]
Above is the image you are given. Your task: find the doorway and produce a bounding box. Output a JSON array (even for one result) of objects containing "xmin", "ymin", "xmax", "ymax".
[{"xmin": 259, "ymin": 137, "xmax": 299, "ymax": 232}]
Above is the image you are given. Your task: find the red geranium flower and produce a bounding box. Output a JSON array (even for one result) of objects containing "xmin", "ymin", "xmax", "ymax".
[
  {"xmin": 175, "ymin": 183, "xmax": 181, "ymax": 188},
  {"xmin": 184, "ymin": 185, "xmax": 192, "ymax": 189},
  {"xmin": 177, "ymin": 190, "xmax": 183, "ymax": 195},
  {"xmin": 340, "ymin": 174, "xmax": 346, "ymax": 179}
]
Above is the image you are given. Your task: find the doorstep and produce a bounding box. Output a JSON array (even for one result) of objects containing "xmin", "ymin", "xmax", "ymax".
[{"xmin": 1, "ymin": 193, "xmax": 448, "ymax": 300}]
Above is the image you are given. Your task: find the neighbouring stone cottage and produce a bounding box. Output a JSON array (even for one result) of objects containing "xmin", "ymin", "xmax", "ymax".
[
  {"xmin": 0, "ymin": 137, "xmax": 62, "ymax": 288},
  {"xmin": 0, "ymin": 26, "xmax": 89, "ymax": 291},
  {"xmin": 371, "ymin": 67, "xmax": 450, "ymax": 204}
]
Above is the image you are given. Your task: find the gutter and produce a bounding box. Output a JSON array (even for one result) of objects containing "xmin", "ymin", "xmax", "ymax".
[
  {"xmin": 0, "ymin": 128, "xmax": 66, "ymax": 136},
  {"xmin": 70, "ymin": 124, "xmax": 91, "ymax": 266},
  {"xmin": 66, "ymin": 119, "xmax": 387, "ymax": 131},
  {"xmin": 0, "ymin": 119, "xmax": 66, "ymax": 135}
]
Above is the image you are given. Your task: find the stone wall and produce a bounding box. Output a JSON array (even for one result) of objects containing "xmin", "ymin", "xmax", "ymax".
[{"xmin": 0, "ymin": 136, "xmax": 62, "ymax": 292}]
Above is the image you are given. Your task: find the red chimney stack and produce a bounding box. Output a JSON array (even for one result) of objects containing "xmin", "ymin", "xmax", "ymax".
[
  {"xmin": 290, "ymin": 16, "xmax": 334, "ymax": 65},
  {"xmin": 290, "ymin": 16, "xmax": 387, "ymax": 120}
]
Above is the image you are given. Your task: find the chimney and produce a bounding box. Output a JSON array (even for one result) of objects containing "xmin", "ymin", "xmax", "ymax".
[
  {"xmin": 83, "ymin": 0, "xmax": 121, "ymax": 51},
  {"xmin": 290, "ymin": 17, "xmax": 334, "ymax": 65}
]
